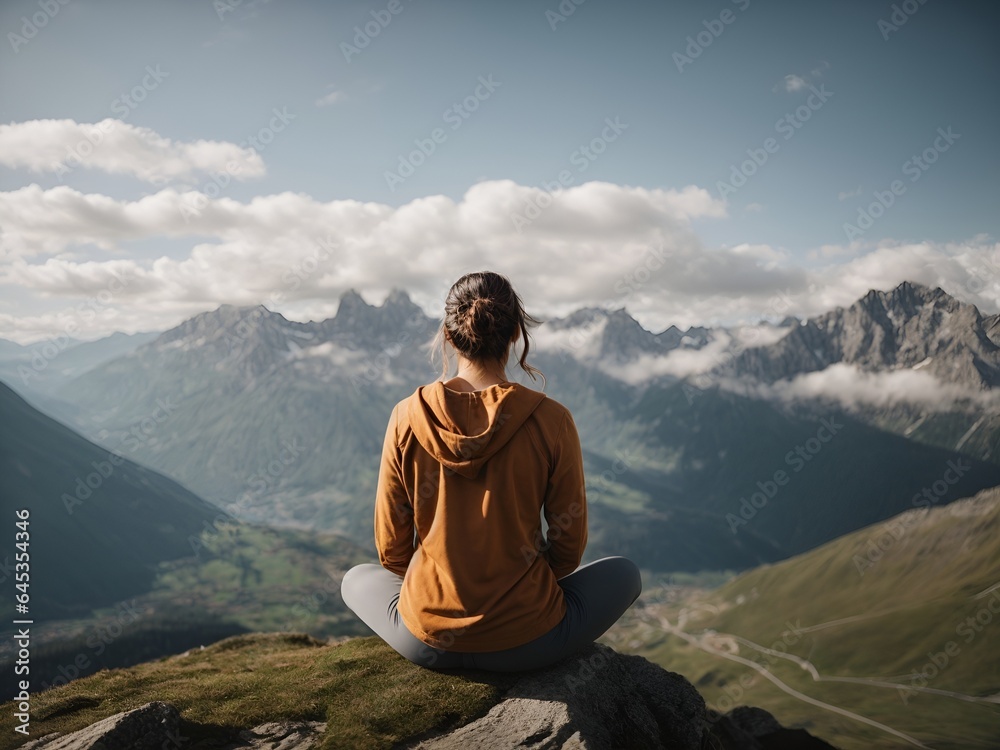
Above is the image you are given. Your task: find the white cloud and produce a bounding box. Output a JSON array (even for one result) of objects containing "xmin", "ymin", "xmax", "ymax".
[
  {"xmin": 774, "ymin": 63, "xmax": 829, "ymax": 94},
  {"xmin": 837, "ymin": 186, "xmax": 862, "ymax": 201},
  {"xmin": 744, "ymin": 202, "xmax": 765, "ymax": 213},
  {"xmin": 0, "ymin": 179, "xmax": 755, "ymax": 340},
  {"xmin": 532, "ymin": 317, "xmax": 608, "ymax": 362},
  {"xmin": 2, "ymin": 176, "xmax": 998, "ymax": 345},
  {"xmin": 0, "ymin": 119, "xmax": 265, "ymax": 184},
  {"xmin": 315, "ymin": 89, "xmax": 345, "ymax": 107},
  {"xmin": 781, "ymin": 74, "xmax": 807, "ymax": 92},
  {"xmin": 733, "ymin": 363, "xmax": 1000, "ymax": 412}
]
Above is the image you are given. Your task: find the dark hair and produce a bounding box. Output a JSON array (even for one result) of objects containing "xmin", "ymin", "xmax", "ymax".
[{"xmin": 436, "ymin": 271, "xmax": 543, "ymax": 383}]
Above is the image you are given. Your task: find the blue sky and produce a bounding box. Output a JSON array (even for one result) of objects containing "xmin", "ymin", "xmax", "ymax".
[{"xmin": 1, "ymin": 0, "xmax": 999, "ymax": 342}]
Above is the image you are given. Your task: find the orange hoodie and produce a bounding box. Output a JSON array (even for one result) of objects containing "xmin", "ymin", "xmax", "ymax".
[{"xmin": 374, "ymin": 380, "xmax": 588, "ymax": 652}]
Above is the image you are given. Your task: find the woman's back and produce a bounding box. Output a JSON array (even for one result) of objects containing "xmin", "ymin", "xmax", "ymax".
[
  {"xmin": 377, "ymin": 379, "xmax": 588, "ymax": 652},
  {"xmin": 341, "ymin": 270, "xmax": 640, "ymax": 672}
]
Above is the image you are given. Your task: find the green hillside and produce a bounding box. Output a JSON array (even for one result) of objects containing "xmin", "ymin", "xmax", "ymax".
[
  {"xmin": 0, "ymin": 380, "xmax": 227, "ymax": 619},
  {"xmin": 610, "ymin": 487, "xmax": 1000, "ymax": 749}
]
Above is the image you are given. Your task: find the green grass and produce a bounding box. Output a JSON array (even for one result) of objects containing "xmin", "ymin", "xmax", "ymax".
[{"xmin": 0, "ymin": 633, "xmax": 519, "ymax": 750}]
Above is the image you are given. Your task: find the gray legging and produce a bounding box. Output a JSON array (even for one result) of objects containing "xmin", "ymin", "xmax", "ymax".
[{"xmin": 340, "ymin": 556, "xmax": 642, "ymax": 671}]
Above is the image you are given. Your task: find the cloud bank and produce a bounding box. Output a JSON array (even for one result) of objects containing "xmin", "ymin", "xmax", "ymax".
[{"xmin": 0, "ymin": 119, "xmax": 265, "ymax": 184}]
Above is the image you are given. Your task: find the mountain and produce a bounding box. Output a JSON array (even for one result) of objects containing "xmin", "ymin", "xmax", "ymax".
[
  {"xmin": 0, "ymin": 379, "xmax": 225, "ymax": 620},
  {"xmin": 0, "ymin": 632, "xmax": 836, "ymax": 750},
  {"xmin": 0, "ymin": 338, "xmax": 26, "ymax": 359},
  {"xmin": 710, "ymin": 281, "xmax": 1000, "ymax": 469},
  {"xmin": 619, "ymin": 379, "xmax": 1000, "ymax": 558},
  {"xmin": 0, "ymin": 330, "xmax": 158, "ymax": 398},
  {"xmin": 42, "ymin": 292, "xmax": 440, "ymax": 539},
  {"xmin": 614, "ymin": 486, "xmax": 1000, "ymax": 750},
  {"xmin": 536, "ymin": 305, "xmax": 711, "ymax": 364},
  {"xmin": 722, "ymin": 281, "xmax": 1000, "ymax": 389},
  {"xmin": 29, "ymin": 285, "xmax": 1000, "ymax": 575}
]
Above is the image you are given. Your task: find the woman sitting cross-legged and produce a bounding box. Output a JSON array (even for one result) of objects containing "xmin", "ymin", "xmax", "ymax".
[{"xmin": 341, "ymin": 270, "xmax": 642, "ymax": 671}]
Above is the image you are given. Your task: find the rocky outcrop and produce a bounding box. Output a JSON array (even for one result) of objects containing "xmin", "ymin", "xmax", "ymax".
[
  {"xmin": 18, "ymin": 643, "xmax": 836, "ymax": 750},
  {"xmin": 407, "ymin": 643, "xmax": 705, "ymax": 749},
  {"xmin": 21, "ymin": 701, "xmax": 183, "ymax": 750},
  {"xmin": 20, "ymin": 701, "xmax": 327, "ymax": 750}
]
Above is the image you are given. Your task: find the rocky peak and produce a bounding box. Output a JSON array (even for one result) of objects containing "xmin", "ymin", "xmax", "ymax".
[
  {"xmin": 324, "ymin": 288, "xmax": 436, "ymax": 346},
  {"xmin": 722, "ymin": 280, "xmax": 1000, "ymax": 389},
  {"xmin": 154, "ymin": 304, "xmax": 287, "ymax": 347},
  {"xmin": 540, "ymin": 307, "xmax": 688, "ymax": 363}
]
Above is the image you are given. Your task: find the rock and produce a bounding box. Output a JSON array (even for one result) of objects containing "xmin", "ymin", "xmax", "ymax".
[
  {"xmin": 215, "ymin": 720, "xmax": 328, "ymax": 749},
  {"xmin": 22, "ymin": 703, "xmax": 327, "ymax": 750},
  {"xmin": 705, "ymin": 706, "xmax": 839, "ymax": 750},
  {"xmin": 20, "ymin": 700, "xmax": 181, "ymax": 750},
  {"xmin": 404, "ymin": 642, "xmax": 707, "ymax": 749}
]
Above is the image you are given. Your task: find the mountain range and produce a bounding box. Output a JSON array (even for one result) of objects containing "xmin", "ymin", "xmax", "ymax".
[{"xmin": 4, "ymin": 280, "xmax": 999, "ymax": 575}]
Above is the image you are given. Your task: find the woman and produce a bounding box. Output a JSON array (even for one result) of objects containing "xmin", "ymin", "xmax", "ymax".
[{"xmin": 341, "ymin": 271, "xmax": 642, "ymax": 671}]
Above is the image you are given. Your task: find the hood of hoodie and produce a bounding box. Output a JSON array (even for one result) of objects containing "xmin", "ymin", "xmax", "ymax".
[{"xmin": 406, "ymin": 381, "xmax": 547, "ymax": 479}]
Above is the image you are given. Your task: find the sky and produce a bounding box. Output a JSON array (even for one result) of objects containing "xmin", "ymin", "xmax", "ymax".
[{"xmin": 1, "ymin": 0, "xmax": 999, "ymax": 344}]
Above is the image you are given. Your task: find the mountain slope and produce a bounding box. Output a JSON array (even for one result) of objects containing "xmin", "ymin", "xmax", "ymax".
[
  {"xmin": 622, "ymin": 381, "xmax": 1000, "ymax": 556},
  {"xmin": 0, "ymin": 380, "xmax": 226, "ymax": 620},
  {"xmin": 614, "ymin": 487, "xmax": 1000, "ymax": 750},
  {"xmin": 0, "ymin": 330, "xmax": 158, "ymax": 399}
]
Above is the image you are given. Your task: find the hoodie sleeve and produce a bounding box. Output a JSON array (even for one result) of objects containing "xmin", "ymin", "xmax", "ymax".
[
  {"xmin": 542, "ymin": 409, "xmax": 588, "ymax": 580},
  {"xmin": 374, "ymin": 402, "xmax": 414, "ymax": 577}
]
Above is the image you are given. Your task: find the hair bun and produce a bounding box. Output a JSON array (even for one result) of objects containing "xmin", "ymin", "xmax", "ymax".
[
  {"xmin": 439, "ymin": 271, "xmax": 543, "ymax": 383},
  {"xmin": 465, "ymin": 297, "xmax": 496, "ymax": 334}
]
